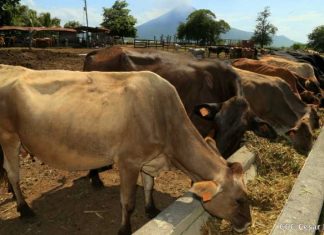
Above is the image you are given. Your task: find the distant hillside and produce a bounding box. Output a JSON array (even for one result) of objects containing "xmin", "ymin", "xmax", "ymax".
[
  {"xmin": 271, "ymin": 35, "xmax": 297, "ymax": 48},
  {"xmin": 136, "ymin": 5, "xmax": 195, "ymax": 40},
  {"xmin": 136, "ymin": 6, "xmax": 296, "ymax": 47},
  {"xmin": 221, "ymin": 28, "xmax": 296, "ymax": 47}
]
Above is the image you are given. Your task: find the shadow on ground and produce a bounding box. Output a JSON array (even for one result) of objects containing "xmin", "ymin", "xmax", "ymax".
[{"xmin": 0, "ymin": 176, "xmax": 175, "ymax": 235}]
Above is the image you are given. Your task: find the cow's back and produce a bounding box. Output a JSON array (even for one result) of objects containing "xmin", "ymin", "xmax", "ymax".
[
  {"xmin": 83, "ymin": 46, "xmax": 242, "ymax": 137},
  {"xmin": 232, "ymin": 58, "xmax": 300, "ymax": 95},
  {"xmin": 260, "ymin": 55, "xmax": 318, "ymax": 83},
  {"xmin": 235, "ymin": 68, "xmax": 308, "ymax": 132},
  {"xmin": 0, "ymin": 65, "xmax": 179, "ymax": 170}
]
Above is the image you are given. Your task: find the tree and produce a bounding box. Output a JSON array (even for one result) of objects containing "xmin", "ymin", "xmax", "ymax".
[
  {"xmin": 291, "ymin": 43, "xmax": 306, "ymax": 51},
  {"xmin": 101, "ymin": 0, "xmax": 137, "ymax": 42},
  {"xmin": 64, "ymin": 20, "xmax": 81, "ymax": 28},
  {"xmin": 38, "ymin": 12, "xmax": 61, "ymax": 27},
  {"xmin": 177, "ymin": 9, "xmax": 230, "ymax": 45},
  {"xmin": 2, "ymin": 3, "xmax": 61, "ymax": 27},
  {"xmin": 0, "ymin": 0, "xmax": 20, "ymax": 26},
  {"xmin": 251, "ymin": 7, "xmax": 277, "ymax": 48},
  {"xmin": 11, "ymin": 5, "xmax": 41, "ymax": 27},
  {"xmin": 308, "ymin": 25, "xmax": 324, "ymax": 52}
]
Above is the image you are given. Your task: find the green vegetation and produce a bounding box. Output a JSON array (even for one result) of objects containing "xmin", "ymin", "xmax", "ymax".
[
  {"xmin": 251, "ymin": 7, "xmax": 278, "ymax": 48},
  {"xmin": 101, "ymin": 0, "xmax": 137, "ymax": 41},
  {"xmin": 10, "ymin": 4, "xmax": 40, "ymax": 26},
  {"xmin": 308, "ymin": 25, "xmax": 324, "ymax": 52},
  {"xmin": 64, "ymin": 20, "xmax": 81, "ymax": 29},
  {"xmin": 291, "ymin": 42, "xmax": 306, "ymax": 51},
  {"xmin": 0, "ymin": 0, "xmax": 20, "ymax": 26},
  {"xmin": 38, "ymin": 12, "xmax": 60, "ymax": 27},
  {"xmin": 177, "ymin": 9, "xmax": 230, "ymax": 45},
  {"xmin": 0, "ymin": 1, "xmax": 61, "ymax": 27}
]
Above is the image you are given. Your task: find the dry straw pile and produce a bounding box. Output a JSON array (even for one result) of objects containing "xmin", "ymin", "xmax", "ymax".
[{"xmin": 202, "ymin": 108, "xmax": 324, "ymax": 235}]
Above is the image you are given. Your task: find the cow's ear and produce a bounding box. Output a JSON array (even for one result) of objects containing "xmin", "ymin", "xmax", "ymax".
[
  {"xmin": 250, "ymin": 116, "xmax": 277, "ymax": 139},
  {"xmin": 194, "ymin": 103, "xmax": 222, "ymax": 120},
  {"xmin": 285, "ymin": 128, "xmax": 297, "ymax": 140},
  {"xmin": 190, "ymin": 181, "xmax": 222, "ymax": 202},
  {"xmin": 228, "ymin": 162, "xmax": 244, "ymax": 176},
  {"xmin": 204, "ymin": 137, "xmax": 219, "ymax": 153}
]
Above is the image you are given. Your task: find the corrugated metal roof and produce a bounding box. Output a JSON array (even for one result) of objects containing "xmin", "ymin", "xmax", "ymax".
[{"xmin": 0, "ymin": 26, "xmax": 77, "ymax": 32}]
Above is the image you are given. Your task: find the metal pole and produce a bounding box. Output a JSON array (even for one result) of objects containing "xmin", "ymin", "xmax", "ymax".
[{"xmin": 84, "ymin": 0, "xmax": 89, "ymax": 47}]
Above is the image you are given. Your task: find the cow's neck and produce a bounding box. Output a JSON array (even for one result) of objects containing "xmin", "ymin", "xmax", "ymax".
[{"xmin": 167, "ymin": 117, "xmax": 229, "ymax": 184}]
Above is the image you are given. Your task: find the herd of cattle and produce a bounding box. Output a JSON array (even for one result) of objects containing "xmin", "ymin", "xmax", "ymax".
[
  {"xmin": 0, "ymin": 36, "xmax": 17, "ymax": 47},
  {"xmin": 208, "ymin": 46, "xmax": 257, "ymax": 59},
  {"xmin": 179, "ymin": 45, "xmax": 257, "ymax": 60},
  {"xmin": 0, "ymin": 36, "xmax": 54, "ymax": 48},
  {"xmin": 0, "ymin": 46, "xmax": 323, "ymax": 235}
]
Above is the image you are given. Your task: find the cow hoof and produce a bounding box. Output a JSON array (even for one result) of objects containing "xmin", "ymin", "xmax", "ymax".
[
  {"xmin": 90, "ymin": 177, "xmax": 104, "ymax": 189},
  {"xmin": 145, "ymin": 206, "xmax": 160, "ymax": 219},
  {"xmin": 118, "ymin": 225, "xmax": 131, "ymax": 235},
  {"xmin": 18, "ymin": 204, "xmax": 35, "ymax": 218}
]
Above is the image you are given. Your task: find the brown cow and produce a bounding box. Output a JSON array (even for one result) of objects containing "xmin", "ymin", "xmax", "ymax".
[
  {"xmin": 4, "ymin": 36, "xmax": 16, "ymax": 47},
  {"xmin": 83, "ymin": 46, "xmax": 277, "ymax": 189},
  {"xmin": 234, "ymin": 68, "xmax": 319, "ymax": 154},
  {"xmin": 33, "ymin": 37, "xmax": 53, "ymax": 48},
  {"xmin": 0, "ymin": 36, "xmax": 5, "ymax": 47},
  {"xmin": 233, "ymin": 58, "xmax": 301, "ymax": 96},
  {"xmin": 0, "ymin": 64, "xmax": 251, "ymax": 234},
  {"xmin": 83, "ymin": 46, "xmax": 276, "ymax": 159},
  {"xmin": 260, "ymin": 55, "xmax": 322, "ymax": 95},
  {"xmin": 232, "ymin": 58, "xmax": 323, "ymax": 105}
]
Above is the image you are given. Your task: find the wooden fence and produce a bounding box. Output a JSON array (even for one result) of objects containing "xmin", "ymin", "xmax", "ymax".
[{"xmin": 133, "ymin": 38, "xmax": 255, "ymax": 50}]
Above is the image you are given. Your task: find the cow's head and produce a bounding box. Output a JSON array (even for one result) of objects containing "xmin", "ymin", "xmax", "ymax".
[
  {"xmin": 305, "ymin": 80, "xmax": 321, "ymax": 95},
  {"xmin": 285, "ymin": 121, "xmax": 314, "ymax": 155},
  {"xmin": 190, "ymin": 162, "xmax": 251, "ymax": 232},
  {"xmin": 194, "ymin": 96, "xmax": 277, "ymax": 158}
]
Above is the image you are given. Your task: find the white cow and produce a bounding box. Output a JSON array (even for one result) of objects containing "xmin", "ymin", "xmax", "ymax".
[{"xmin": 188, "ymin": 47, "xmax": 206, "ymax": 59}]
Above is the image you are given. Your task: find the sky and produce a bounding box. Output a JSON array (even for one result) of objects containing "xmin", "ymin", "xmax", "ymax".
[{"xmin": 20, "ymin": 0, "xmax": 324, "ymax": 43}]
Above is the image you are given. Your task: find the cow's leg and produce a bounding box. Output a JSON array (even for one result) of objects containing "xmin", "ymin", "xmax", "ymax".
[
  {"xmin": 141, "ymin": 171, "xmax": 160, "ymax": 218},
  {"xmin": 118, "ymin": 164, "xmax": 139, "ymax": 235},
  {"xmin": 87, "ymin": 165, "xmax": 113, "ymax": 189},
  {"xmin": 1, "ymin": 137, "xmax": 35, "ymax": 218},
  {"xmin": 7, "ymin": 180, "xmax": 16, "ymax": 199},
  {"xmin": 88, "ymin": 169, "xmax": 104, "ymax": 188}
]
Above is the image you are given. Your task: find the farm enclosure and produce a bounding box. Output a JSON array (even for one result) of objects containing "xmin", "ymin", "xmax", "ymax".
[{"xmin": 0, "ymin": 48, "xmax": 323, "ymax": 235}]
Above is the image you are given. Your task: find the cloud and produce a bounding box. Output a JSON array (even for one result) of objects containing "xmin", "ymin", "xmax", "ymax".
[
  {"xmin": 153, "ymin": 0, "xmax": 192, "ymax": 8},
  {"xmin": 136, "ymin": 8, "xmax": 170, "ymax": 25},
  {"xmin": 135, "ymin": 0, "xmax": 193, "ymax": 25},
  {"xmin": 48, "ymin": 7, "xmax": 103, "ymax": 27},
  {"xmin": 20, "ymin": 0, "xmax": 102, "ymax": 27},
  {"xmin": 282, "ymin": 11, "xmax": 324, "ymax": 22},
  {"xmin": 272, "ymin": 11, "xmax": 324, "ymax": 42},
  {"xmin": 22, "ymin": 0, "xmax": 35, "ymax": 7}
]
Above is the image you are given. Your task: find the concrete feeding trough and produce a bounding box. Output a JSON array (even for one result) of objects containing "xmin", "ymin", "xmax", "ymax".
[
  {"xmin": 270, "ymin": 127, "xmax": 324, "ymax": 235},
  {"xmin": 134, "ymin": 145, "xmax": 256, "ymax": 235}
]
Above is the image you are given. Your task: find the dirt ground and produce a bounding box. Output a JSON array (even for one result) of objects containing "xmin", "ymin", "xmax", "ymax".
[{"xmin": 0, "ymin": 48, "xmax": 191, "ymax": 235}]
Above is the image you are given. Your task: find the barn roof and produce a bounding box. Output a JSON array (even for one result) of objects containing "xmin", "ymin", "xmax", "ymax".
[
  {"xmin": 0, "ymin": 26, "xmax": 77, "ymax": 33},
  {"xmin": 75, "ymin": 26, "xmax": 109, "ymax": 33}
]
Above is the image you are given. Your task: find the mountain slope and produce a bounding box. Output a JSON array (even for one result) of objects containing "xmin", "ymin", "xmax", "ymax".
[
  {"xmin": 136, "ymin": 5, "xmax": 195, "ymax": 39},
  {"xmin": 136, "ymin": 6, "xmax": 296, "ymax": 47}
]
